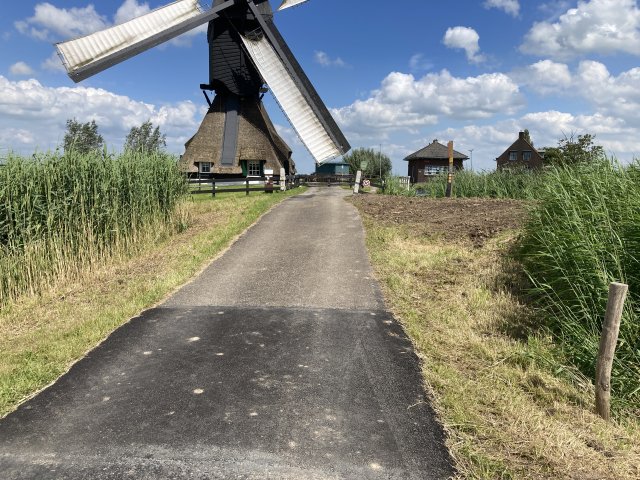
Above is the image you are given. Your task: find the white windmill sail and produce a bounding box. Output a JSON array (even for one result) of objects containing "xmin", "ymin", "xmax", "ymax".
[
  {"xmin": 56, "ymin": 0, "xmax": 206, "ymax": 82},
  {"xmin": 241, "ymin": 34, "xmax": 343, "ymax": 164},
  {"xmin": 278, "ymin": 0, "xmax": 311, "ymax": 11}
]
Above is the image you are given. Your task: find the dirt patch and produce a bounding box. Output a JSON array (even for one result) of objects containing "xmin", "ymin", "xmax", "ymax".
[{"xmin": 350, "ymin": 195, "xmax": 529, "ymax": 247}]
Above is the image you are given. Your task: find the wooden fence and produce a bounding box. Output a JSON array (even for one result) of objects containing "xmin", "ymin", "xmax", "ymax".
[
  {"xmin": 188, "ymin": 174, "xmax": 300, "ymax": 196},
  {"xmin": 298, "ymin": 174, "xmax": 355, "ymax": 187}
]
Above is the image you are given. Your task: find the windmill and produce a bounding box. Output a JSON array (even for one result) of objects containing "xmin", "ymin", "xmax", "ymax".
[{"xmin": 56, "ymin": 0, "xmax": 350, "ymax": 176}]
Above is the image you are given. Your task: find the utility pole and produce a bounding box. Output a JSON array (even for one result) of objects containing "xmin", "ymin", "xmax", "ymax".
[{"xmin": 469, "ymin": 149, "xmax": 474, "ymax": 171}]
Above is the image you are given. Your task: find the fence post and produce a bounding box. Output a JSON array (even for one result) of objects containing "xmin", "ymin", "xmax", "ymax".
[
  {"xmin": 280, "ymin": 168, "xmax": 286, "ymax": 191},
  {"xmin": 353, "ymin": 170, "xmax": 362, "ymax": 194},
  {"xmin": 246, "ymin": 177, "xmax": 250, "ymax": 196},
  {"xmin": 212, "ymin": 177, "xmax": 216, "ymax": 197},
  {"xmin": 595, "ymin": 282, "xmax": 628, "ymax": 421},
  {"xmin": 446, "ymin": 141, "xmax": 454, "ymax": 198}
]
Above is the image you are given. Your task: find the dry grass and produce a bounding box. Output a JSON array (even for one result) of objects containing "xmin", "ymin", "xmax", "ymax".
[
  {"xmin": 0, "ymin": 190, "xmax": 304, "ymax": 417},
  {"xmin": 359, "ymin": 218, "xmax": 640, "ymax": 479}
]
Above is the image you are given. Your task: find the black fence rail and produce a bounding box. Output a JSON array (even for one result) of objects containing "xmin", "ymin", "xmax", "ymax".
[{"xmin": 188, "ymin": 174, "xmax": 300, "ymax": 196}]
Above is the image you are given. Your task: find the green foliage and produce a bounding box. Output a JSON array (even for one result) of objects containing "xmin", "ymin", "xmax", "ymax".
[
  {"xmin": 0, "ymin": 151, "xmax": 188, "ymax": 304},
  {"xmin": 390, "ymin": 169, "xmax": 545, "ymax": 199},
  {"xmin": 519, "ymin": 161, "xmax": 640, "ymax": 413},
  {"xmin": 63, "ymin": 118, "xmax": 104, "ymax": 154},
  {"xmin": 124, "ymin": 120, "xmax": 167, "ymax": 154},
  {"xmin": 523, "ymin": 129, "xmax": 533, "ymax": 146},
  {"xmin": 382, "ymin": 158, "xmax": 640, "ymax": 413},
  {"xmin": 344, "ymin": 147, "xmax": 392, "ymax": 178},
  {"xmin": 543, "ymin": 133, "xmax": 605, "ymax": 166}
]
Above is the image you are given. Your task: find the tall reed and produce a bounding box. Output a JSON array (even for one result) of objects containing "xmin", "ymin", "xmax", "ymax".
[
  {"xmin": 0, "ymin": 150, "xmax": 188, "ymax": 304},
  {"xmin": 390, "ymin": 169, "xmax": 545, "ymax": 199},
  {"xmin": 519, "ymin": 161, "xmax": 640, "ymax": 413}
]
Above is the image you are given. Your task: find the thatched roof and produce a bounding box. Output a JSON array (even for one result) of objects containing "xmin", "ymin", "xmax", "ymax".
[
  {"xmin": 180, "ymin": 95, "xmax": 295, "ymax": 175},
  {"xmin": 404, "ymin": 140, "xmax": 469, "ymax": 161}
]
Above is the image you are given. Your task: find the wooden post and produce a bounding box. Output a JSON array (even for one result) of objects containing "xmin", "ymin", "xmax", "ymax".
[
  {"xmin": 246, "ymin": 177, "xmax": 249, "ymax": 196},
  {"xmin": 445, "ymin": 141, "xmax": 454, "ymax": 198},
  {"xmin": 595, "ymin": 282, "xmax": 628, "ymax": 421},
  {"xmin": 353, "ymin": 170, "xmax": 362, "ymax": 194},
  {"xmin": 212, "ymin": 177, "xmax": 216, "ymax": 197},
  {"xmin": 280, "ymin": 168, "xmax": 286, "ymax": 191}
]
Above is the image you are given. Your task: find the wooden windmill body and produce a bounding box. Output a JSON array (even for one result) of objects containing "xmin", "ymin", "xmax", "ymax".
[{"xmin": 56, "ymin": 0, "xmax": 350, "ymax": 176}]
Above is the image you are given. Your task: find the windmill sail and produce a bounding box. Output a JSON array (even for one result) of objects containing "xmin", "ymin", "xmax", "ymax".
[
  {"xmin": 242, "ymin": 4, "xmax": 350, "ymax": 163},
  {"xmin": 242, "ymin": 35, "xmax": 344, "ymax": 163},
  {"xmin": 56, "ymin": 0, "xmax": 235, "ymax": 83},
  {"xmin": 278, "ymin": 0, "xmax": 310, "ymax": 11}
]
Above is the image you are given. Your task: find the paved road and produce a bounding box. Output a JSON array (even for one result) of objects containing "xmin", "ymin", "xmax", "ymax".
[{"xmin": 0, "ymin": 187, "xmax": 453, "ymax": 479}]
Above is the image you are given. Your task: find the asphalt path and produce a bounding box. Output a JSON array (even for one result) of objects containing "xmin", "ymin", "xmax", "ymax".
[{"xmin": 0, "ymin": 187, "xmax": 453, "ymax": 479}]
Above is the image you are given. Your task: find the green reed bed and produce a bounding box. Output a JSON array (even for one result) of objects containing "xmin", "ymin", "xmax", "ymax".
[
  {"xmin": 387, "ymin": 169, "xmax": 546, "ymax": 199},
  {"xmin": 519, "ymin": 161, "xmax": 640, "ymax": 414},
  {"xmin": 0, "ymin": 151, "xmax": 188, "ymax": 305}
]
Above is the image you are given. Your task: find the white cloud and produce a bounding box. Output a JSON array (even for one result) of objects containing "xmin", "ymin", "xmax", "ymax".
[
  {"xmin": 512, "ymin": 59, "xmax": 640, "ymax": 123},
  {"xmin": 443, "ymin": 26, "xmax": 485, "ymax": 64},
  {"xmin": 409, "ymin": 53, "xmax": 433, "ymax": 72},
  {"xmin": 484, "ymin": 0, "xmax": 520, "ymax": 17},
  {"xmin": 15, "ymin": 2, "xmax": 108, "ymax": 41},
  {"xmin": 574, "ymin": 60, "xmax": 640, "ymax": 122},
  {"xmin": 0, "ymin": 128, "xmax": 36, "ymax": 146},
  {"xmin": 0, "ymin": 76, "xmax": 202, "ymax": 154},
  {"xmin": 521, "ymin": 0, "xmax": 640, "ymax": 59},
  {"xmin": 114, "ymin": 0, "xmax": 151, "ymax": 25},
  {"xmin": 314, "ymin": 51, "xmax": 347, "ymax": 68},
  {"xmin": 9, "ymin": 62, "xmax": 35, "ymax": 76},
  {"xmin": 41, "ymin": 52, "xmax": 66, "ymax": 73},
  {"xmin": 16, "ymin": 1, "xmax": 204, "ymax": 47},
  {"xmin": 512, "ymin": 59, "xmax": 573, "ymax": 94},
  {"xmin": 333, "ymin": 70, "xmax": 523, "ymax": 137}
]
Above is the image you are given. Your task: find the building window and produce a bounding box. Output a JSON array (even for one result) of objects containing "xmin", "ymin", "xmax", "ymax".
[
  {"xmin": 523, "ymin": 151, "xmax": 532, "ymax": 161},
  {"xmin": 424, "ymin": 165, "xmax": 448, "ymax": 176},
  {"xmin": 247, "ymin": 160, "xmax": 261, "ymax": 177},
  {"xmin": 509, "ymin": 151, "xmax": 518, "ymax": 161},
  {"xmin": 200, "ymin": 162, "xmax": 211, "ymax": 173}
]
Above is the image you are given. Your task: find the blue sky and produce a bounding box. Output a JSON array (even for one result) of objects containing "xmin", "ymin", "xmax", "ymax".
[{"xmin": 1, "ymin": 0, "xmax": 640, "ymax": 173}]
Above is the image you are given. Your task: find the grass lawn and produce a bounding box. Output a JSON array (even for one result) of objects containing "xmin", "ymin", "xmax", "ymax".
[
  {"xmin": 0, "ymin": 189, "xmax": 305, "ymax": 418},
  {"xmin": 351, "ymin": 195, "xmax": 640, "ymax": 480}
]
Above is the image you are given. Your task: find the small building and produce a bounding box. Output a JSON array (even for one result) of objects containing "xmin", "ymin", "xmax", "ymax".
[
  {"xmin": 496, "ymin": 131, "xmax": 544, "ymax": 170},
  {"xmin": 315, "ymin": 158, "xmax": 350, "ymax": 176},
  {"xmin": 404, "ymin": 140, "xmax": 468, "ymax": 184}
]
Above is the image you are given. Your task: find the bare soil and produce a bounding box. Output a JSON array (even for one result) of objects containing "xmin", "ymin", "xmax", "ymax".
[{"xmin": 349, "ymin": 195, "xmax": 529, "ymax": 247}]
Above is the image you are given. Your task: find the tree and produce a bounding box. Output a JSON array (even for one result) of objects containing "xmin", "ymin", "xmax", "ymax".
[
  {"xmin": 543, "ymin": 133, "xmax": 605, "ymax": 166},
  {"xmin": 523, "ymin": 129, "xmax": 533, "ymax": 146},
  {"xmin": 63, "ymin": 119, "xmax": 104, "ymax": 154},
  {"xmin": 343, "ymin": 147, "xmax": 392, "ymax": 178},
  {"xmin": 124, "ymin": 120, "xmax": 166, "ymax": 154}
]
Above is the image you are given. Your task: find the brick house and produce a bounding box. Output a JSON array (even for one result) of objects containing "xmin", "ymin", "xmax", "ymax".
[
  {"xmin": 496, "ymin": 131, "xmax": 544, "ymax": 170},
  {"xmin": 404, "ymin": 140, "xmax": 468, "ymax": 184}
]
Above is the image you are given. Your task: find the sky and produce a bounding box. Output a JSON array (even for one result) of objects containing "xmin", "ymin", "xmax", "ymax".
[{"xmin": 1, "ymin": 0, "xmax": 640, "ymax": 173}]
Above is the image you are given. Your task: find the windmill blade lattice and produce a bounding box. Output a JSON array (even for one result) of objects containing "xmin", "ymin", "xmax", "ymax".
[
  {"xmin": 56, "ymin": 0, "xmax": 234, "ymax": 83},
  {"xmin": 278, "ymin": 0, "xmax": 311, "ymax": 11}
]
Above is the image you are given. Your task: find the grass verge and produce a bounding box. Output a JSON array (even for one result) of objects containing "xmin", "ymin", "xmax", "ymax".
[
  {"xmin": 0, "ymin": 189, "xmax": 305, "ymax": 418},
  {"xmin": 355, "ymin": 211, "xmax": 640, "ymax": 479}
]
